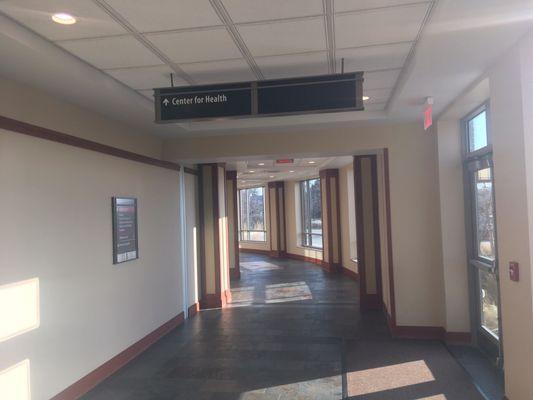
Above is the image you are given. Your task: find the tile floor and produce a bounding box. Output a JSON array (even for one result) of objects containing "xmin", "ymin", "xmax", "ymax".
[{"xmin": 82, "ymin": 253, "xmax": 491, "ymax": 400}]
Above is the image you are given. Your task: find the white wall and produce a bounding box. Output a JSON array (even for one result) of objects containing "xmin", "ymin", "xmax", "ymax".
[
  {"xmin": 0, "ymin": 129, "xmax": 182, "ymax": 400},
  {"xmin": 184, "ymin": 172, "xmax": 199, "ymax": 309}
]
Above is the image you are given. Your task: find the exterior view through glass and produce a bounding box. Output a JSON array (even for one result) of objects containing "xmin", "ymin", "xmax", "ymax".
[
  {"xmin": 239, "ymin": 187, "xmax": 266, "ymax": 242},
  {"xmin": 300, "ymin": 178, "xmax": 323, "ymax": 249}
]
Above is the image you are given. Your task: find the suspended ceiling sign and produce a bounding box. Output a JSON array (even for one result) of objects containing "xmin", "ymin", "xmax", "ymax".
[{"xmin": 154, "ymin": 72, "xmax": 364, "ymax": 123}]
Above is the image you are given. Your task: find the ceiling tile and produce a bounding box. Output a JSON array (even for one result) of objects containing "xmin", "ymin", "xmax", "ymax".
[
  {"xmin": 363, "ymin": 102, "xmax": 386, "ymax": 111},
  {"xmin": 147, "ymin": 28, "xmax": 242, "ymax": 63},
  {"xmin": 106, "ymin": 65, "xmax": 186, "ymax": 90},
  {"xmin": 335, "ymin": 3, "xmax": 430, "ymax": 48},
  {"xmin": 364, "ymin": 69, "xmax": 401, "ymax": 90},
  {"xmin": 180, "ymin": 59, "xmax": 255, "ymax": 84},
  {"xmin": 238, "ymin": 18, "xmax": 326, "ymax": 57},
  {"xmin": 222, "ymin": 0, "xmax": 323, "ymax": 23},
  {"xmin": 335, "ymin": 0, "xmax": 431, "ymax": 13},
  {"xmin": 105, "ymin": 0, "xmax": 222, "ymax": 32},
  {"xmin": 58, "ymin": 36, "xmax": 161, "ymax": 69},
  {"xmin": 336, "ymin": 42, "xmax": 411, "ymax": 72},
  {"xmin": 137, "ymin": 90, "xmax": 154, "ymax": 101},
  {"xmin": 255, "ymin": 52, "xmax": 328, "ymax": 79},
  {"xmin": 0, "ymin": 0, "xmax": 126, "ymax": 41}
]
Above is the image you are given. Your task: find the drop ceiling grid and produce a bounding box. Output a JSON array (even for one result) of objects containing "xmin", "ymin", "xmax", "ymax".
[{"xmin": 0, "ymin": 0, "xmax": 433, "ymax": 105}]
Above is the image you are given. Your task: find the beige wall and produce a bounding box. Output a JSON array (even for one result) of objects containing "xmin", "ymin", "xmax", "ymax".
[
  {"xmin": 489, "ymin": 33, "xmax": 533, "ymax": 400},
  {"xmin": 184, "ymin": 172, "xmax": 200, "ymax": 308},
  {"xmin": 339, "ymin": 164, "xmax": 358, "ymax": 273},
  {"xmin": 0, "ymin": 76, "xmax": 163, "ymax": 158},
  {"xmin": 0, "ymin": 129, "xmax": 181, "ymax": 400},
  {"xmin": 435, "ymin": 119, "xmax": 470, "ymax": 333}
]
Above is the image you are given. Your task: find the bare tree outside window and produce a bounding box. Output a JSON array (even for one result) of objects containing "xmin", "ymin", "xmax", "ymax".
[
  {"xmin": 300, "ymin": 179, "xmax": 322, "ymax": 249},
  {"xmin": 239, "ymin": 187, "xmax": 266, "ymax": 242}
]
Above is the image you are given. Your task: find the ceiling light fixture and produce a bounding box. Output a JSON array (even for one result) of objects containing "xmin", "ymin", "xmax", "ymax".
[
  {"xmin": 289, "ymin": 170, "xmax": 295, "ymax": 173},
  {"xmin": 52, "ymin": 13, "xmax": 77, "ymax": 25},
  {"xmin": 269, "ymin": 175, "xmax": 274, "ymax": 178},
  {"xmin": 308, "ymin": 161, "xmax": 316, "ymax": 164},
  {"xmin": 363, "ymin": 95, "xmax": 370, "ymax": 101},
  {"xmin": 258, "ymin": 163, "xmax": 265, "ymax": 166},
  {"xmin": 249, "ymin": 170, "xmax": 255, "ymax": 173}
]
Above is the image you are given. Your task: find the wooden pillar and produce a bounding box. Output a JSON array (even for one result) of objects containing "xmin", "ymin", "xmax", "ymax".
[
  {"xmin": 226, "ymin": 171, "xmax": 240, "ymax": 279},
  {"xmin": 267, "ymin": 181, "xmax": 286, "ymax": 258},
  {"xmin": 198, "ymin": 163, "xmax": 231, "ymax": 309},
  {"xmin": 319, "ymin": 169, "xmax": 342, "ymax": 273},
  {"xmin": 353, "ymin": 155, "xmax": 383, "ymax": 310}
]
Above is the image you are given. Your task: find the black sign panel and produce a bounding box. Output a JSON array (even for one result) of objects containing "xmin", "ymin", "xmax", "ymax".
[
  {"xmin": 258, "ymin": 74, "xmax": 360, "ymax": 115},
  {"xmin": 154, "ymin": 72, "xmax": 363, "ymax": 123},
  {"xmin": 155, "ymin": 82, "xmax": 252, "ymax": 122},
  {"xmin": 112, "ymin": 197, "xmax": 138, "ymax": 264}
]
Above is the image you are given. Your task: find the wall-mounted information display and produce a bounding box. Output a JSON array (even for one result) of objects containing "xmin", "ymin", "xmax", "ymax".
[
  {"xmin": 154, "ymin": 72, "xmax": 363, "ymax": 123},
  {"xmin": 112, "ymin": 197, "xmax": 138, "ymax": 264}
]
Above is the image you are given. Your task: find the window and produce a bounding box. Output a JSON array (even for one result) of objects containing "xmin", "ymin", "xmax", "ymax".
[
  {"xmin": 466, "ymin": 107, "xmax": 489, "ymax": 153},
  {"xmin": 239, "ymin": 187, "xmax": 266, "ymax": 242},
  {"xmin": 300, "ymin": 178, "xmax": 322, "ymax": 249}
]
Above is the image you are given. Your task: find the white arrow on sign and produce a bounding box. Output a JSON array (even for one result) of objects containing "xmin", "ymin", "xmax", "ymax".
[{"xmin": 162, "ymin": 98, "xmax": 170, "ymax": 106}]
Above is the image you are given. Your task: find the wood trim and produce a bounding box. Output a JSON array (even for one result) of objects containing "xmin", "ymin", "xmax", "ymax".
[
  {"xmin": 184, "ymin": 166, "xmax": 198, "ymax": 175},
  {"xmin": 383, "ymin": 149, "xmax": 397, "ymax": 326},
  {"xmin": 188, "ymin": 302, "xmax": 200, "ymax": 318},
  {"xmin": 282, "ymin": 183, "xmax": 287, "ymax": 252},
  {"xmin": 51, "ymin": 313, "xmax": 184, "ymax": 400},
  {"xmin": 212, "ymin": 164, "xmax": 221, "ymax": 296},
  {"xmin": 226, "ymin": 171, "xmax": 240, "ymax": 280},
  {"xmin": 353, "ymin": 156, "xmax": 367, "ymax": 305},
  {"xmin": 239, "ymin": 248, "xmax": 271, "ymax": 256},
  {"xmin": 0, "ymin": 115, "xmax": 180, "ymax": 171},
  {"xmin": 370, "ymin": 155, "xmax": 383, "ymax": 306},
  {"xmin": 335, "ymin": 171, "xmax": 343, "ymax": 272},
  {"xmin": 286, "ymin": 252, "xmax": 322, "ymax": 266},
  {"xmin": 340, "ymin": 266, "xmax": 359, "ymax": 281}
]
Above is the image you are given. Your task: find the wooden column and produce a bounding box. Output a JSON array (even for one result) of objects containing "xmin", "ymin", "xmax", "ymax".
[
  {"xmin": 198, "ymin": 163, "xmax": 231, "ymax": 309},
  {"xmin": 226, "ymin": 171, "xmax": 240, "ymax": 279},
  {"xmin": 353, "ymin": 155, "xmax": 383, "ymax": 310},
  {"xmin": 267, "ymin": 181, "xmax": 287, "ymax": 258},
  {"xmin": 319, "ymin": 169, "xmax": 342, "ymax": 273}
]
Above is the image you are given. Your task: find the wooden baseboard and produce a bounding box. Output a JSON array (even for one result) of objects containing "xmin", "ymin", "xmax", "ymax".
[
  {"xmin": 385, "ymin": 311, "xmax": 471, "ymax": 343},
  {"xmin": 230, "ymin": 267, "xmax": 241, "ymax": 279},
  {"xmin": 188, "ymin": 302, "xmax": 200, "ymax": 318},
  {"xmin": 339, "ymin": 266, "xmax": 359, "ymax": 281},
  {"xmin": 51, "ymin": 313, "xmax": 184, "ymax": 400},
  {"xmin": 286, "ymin": 252, "xmax": 323, "ymax": 266},
  {"xmin": 239, "ymin": 248, "xmax": 271, "ymax": 256},
  {"xmin": 199, "ymin": 290, "xmax": 232, "ymax": 310}
]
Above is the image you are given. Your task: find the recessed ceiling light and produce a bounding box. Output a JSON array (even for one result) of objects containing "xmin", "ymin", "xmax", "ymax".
[
  {"xmin": 242, "ymin": 180, "xmax": 246, "ymax": 183},
  {"xmin": 249, "ymin": 170, "xmax": 255, "ymax": 173},
  {"xmin": 269, "ymin": 175, "xmax": 274, "ymax": 178},
  {"xmin": 52, "ymin": 13, "xmax": 77, "ymax": 25},
  {"xmin": 289, "ymin": 170, "xmax": 295, "ymax": 173},
  {"xmin": 363, "ymin": 95, "xmax": 370, "ymax": 101},
  {"xmin": 258, "ymin": 163, "xmax": 265, "ymax": 166},
  {"xmin": 308, "ymin": 161, "xmax": 316, "ymax": 164}
]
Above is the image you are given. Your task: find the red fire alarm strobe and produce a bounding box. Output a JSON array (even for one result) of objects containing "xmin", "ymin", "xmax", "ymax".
[{"xmin": 509, "ymin": 261, "xmax": 519, "ymax": 282}]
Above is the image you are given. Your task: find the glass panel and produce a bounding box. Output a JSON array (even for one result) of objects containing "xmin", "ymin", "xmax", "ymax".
[
  {"xmin": 238, "ymin": 187, "xmax": 266, "ymax": 242},
  {"xmin": 468, "ymin": 110, "xmax": 488, "ymax": 152},
  {"xmin": 474, "ymin": 168, "xmax": 495, "ymax": 261},
  {"xmin": 479, "ymin": 268, "xmax": 499, "ymax": 338},
  {"xmin": 300, "ymin": 179, "xmax": 323, "ymax": 249}
]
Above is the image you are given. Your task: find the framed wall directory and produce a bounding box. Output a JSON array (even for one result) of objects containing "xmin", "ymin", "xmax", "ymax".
[{"xmin": 112, "ymin": 197, "xmax": 138, "ymax": 264}]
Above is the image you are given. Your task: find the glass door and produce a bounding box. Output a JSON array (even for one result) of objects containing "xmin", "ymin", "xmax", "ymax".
[{"xmin": 463, "ymin": 105, "xmax": 502, "ymax": 366}]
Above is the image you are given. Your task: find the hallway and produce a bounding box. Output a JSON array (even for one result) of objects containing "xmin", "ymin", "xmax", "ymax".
[{"xmin": 82, "ymin": 254, "xmax": 485, "ymax": 400}]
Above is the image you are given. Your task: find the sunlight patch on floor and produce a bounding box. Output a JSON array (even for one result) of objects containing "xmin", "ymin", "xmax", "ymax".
[
  {"xmin": 0, "ymin": 359, "xmax": 31, "ymax": 400},
  {"xmin": 265, "ymin": 281, "xmax": 312, "ymax": 303},
  {"xmin": 240, "ymin": 261, "xmax": 282, "ymax": 272},
  {"xmin": 347, "ymin": 360, "xmax": 436, "ymax": 397},
  {"xmin": 239, "ymin": 375, "xmax": 341, "ymax": 400}
]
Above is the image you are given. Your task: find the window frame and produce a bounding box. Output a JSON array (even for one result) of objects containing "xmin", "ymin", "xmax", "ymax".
[
  {"xmin": 238, "ymin": 186, "xmax": 267, "ymax": 243},
  {"xmin": 463, "ymin": 102, "xmax": 492, "ymax": 160},
  {"xmin": 299, "ymin": 178, "xmax": 323, "ymax": 250}
]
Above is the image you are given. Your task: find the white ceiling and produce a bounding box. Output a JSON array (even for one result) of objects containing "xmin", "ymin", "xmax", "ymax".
[
  {"xmin": 227, "ymin": 156, "xmax": 353, "ymax": 188},
  {"xmin": 0, "ymin": 0, "xmax": 532, "ymax": 137}
]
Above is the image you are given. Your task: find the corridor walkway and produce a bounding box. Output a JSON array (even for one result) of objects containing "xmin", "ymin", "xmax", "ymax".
[{"xmin": 82, "ymin": 254, "xmax": 485, "ymax": 399}]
